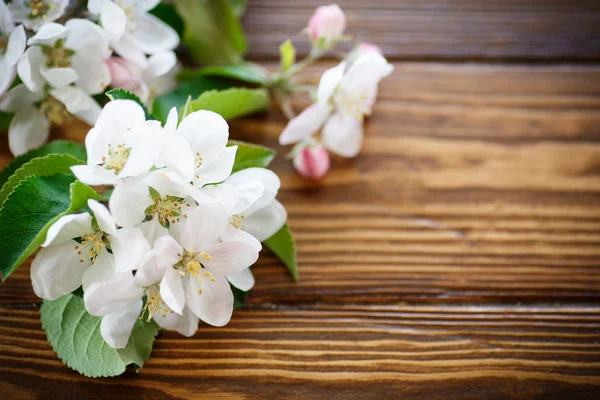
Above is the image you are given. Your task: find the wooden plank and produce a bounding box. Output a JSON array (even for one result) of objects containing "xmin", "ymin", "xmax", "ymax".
[
  {"xmin": 0, "ymin": 305, "xmax": 599, "ymax": 398},
  {"xmin": 1, "ymin": 63, "xmax": 599, "ymax": 305},
  {"xmin": 242, "ymin": 0, "xmax": 600, "ymax": 61}
]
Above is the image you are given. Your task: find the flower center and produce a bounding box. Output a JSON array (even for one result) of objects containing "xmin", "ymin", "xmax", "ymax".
[
  {"xmin": 28, "ymin": 0, "xmax": 55, "ymax": 19},
  {"xmin": 140, "ymin": 283, "xmax": 171, "ymax": 322},
  {"xmin": 41, "ymin": 97, "xmax": 70, "ymax": 125},
  {"xmin": 145, "ymin": 187, "xmax": 186, "ymax": 227},
  {"xmin": 334, "ymin": 89, "xmax": 371, "ymax": 121},
  {"xmin": 176, "ymin": 249, "xmax": 214, "ymax": 294},
  {"xmin": 43, "ymin": 38, "xmax": 73, "ymax": 68},
  {"xmin": 230, "ymin": 214, "xmax": 245, "ymax": 230},
  {"xmin": 101, "ymin": 144, "xmax": 131, "ymax": 174},
  {"xmin": 76, "ymin": 232, "xmax": 105, "ymax": 265}
]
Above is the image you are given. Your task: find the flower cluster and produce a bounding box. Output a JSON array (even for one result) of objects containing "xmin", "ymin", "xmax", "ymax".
[
  {"xmin": 274, "ymin": 4, "xmax": 393, "ymax": 179},
  {"xmin": 30, "ymin": 99, "xmax": 287, "ymax": 348},
  {"xmin": 0, "ymin": 0, "xmax": 179, "ymax": 156}
]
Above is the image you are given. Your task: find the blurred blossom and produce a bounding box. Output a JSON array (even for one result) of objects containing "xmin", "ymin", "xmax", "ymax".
[
  {"xmin": 357, "ymin": 43, "xmax": 383, "ymax": 55},
  {"xmin": 307, "ymin": 4, "xmax": 346, "ymax": 47},
  {"xmin": 293, "ymin": 144, "xmax": 330, "ymax": 180}
]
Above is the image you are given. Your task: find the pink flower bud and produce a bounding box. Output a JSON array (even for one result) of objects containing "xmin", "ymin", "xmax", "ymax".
[
  {"xmin": 293, "ymin": 145, "xmax": 330, "ymax": 180},
  {"xmin": 358, "ymin": 43, "xmax": 383, "ymax": 55},
  {"xmin": 307, "ymin": 4, "xmax": 346, "ymax": 44},
  {"xmin": 105, "ymin": 57, "xmax": 141, "ymax": 91}
]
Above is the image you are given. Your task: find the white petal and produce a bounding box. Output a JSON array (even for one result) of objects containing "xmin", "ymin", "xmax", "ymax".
[
  {"xmin": 112, "ymin": 32, "xmax": 148, "ymax": 68},
  {"xmin": 100, "ymin": 0, "xmax": 127, "ymax": 42},
  {"xmin": 0, "ymin": 84, "xmax": 44, "ymax": 112},
  {"xmin": 4, "ymin": 25, "xmax": 26, "ymax": 67},
  {"xmin": 87, "ymin": 0, "xmax": 103, "ymax": 14},
  {"xmin": 226, "ymin": 168, "xmax": 280, "ymax": 216},
  {"xmin": 84, "ymin": 273, "xmax": 144, "ymax": 317},
  {"xmin": 42, "ymin": 213, "xmax": 92, "ymax": 247},
  {"xmin": 87, "ymin": 199, "xmax": 118, "ymax": 237},
  {"xmin": 81, "ymin": 246, "xmax": 117, "ymax": 290},
  {"xmin": 111, "ymin": 227, "xmax": 151, "ymax": 272},
  {"xmin": 138, "ymin": 218, "xmax": 169, "ymax": 245},
  {"xmin": 94, "ymin": 99, "xmax": 146, "ymax": 135},
  {"xmin": 163, "ymin": 107, "xmax": 178, "ymax": 135},
  {"xmin": 317, "ymin": 61, "xmax": 346, "ymax": 104},
  {"xmin": 17, "ymin": 47, "xmax": 46, "ymax": 92},
  {"xmin": 70, "ymin": 165, "xmax": 118, "ymax": 186},
  {"xmin": 179, "ymin": 203, "xmax": 228, "ymax": 251},
  {"xmin": 322, "ymin": 111, "xmax": 364, "ymax": 157},
  {"xmin": 279, "ymin": 103, "xmax": 330, "ymax": 145},
  {"xmin": 40, "ymin": 67, "xmax": 78, "ymax": 88},
  {"xmin": 137, "ymin": 0, "xmax": 161, "ymax": 13},
  {"xmin": 109, "ymin": 176, "xmax": 153, "ymax": 228},
  {"xmin": 100, "ymin": 299, "xmax": 143, "ymax": 348},
  {"xmin": 0, "ymin": 1, "xmax": 13, "ymax": 34},
  {"xmin": 155, "ymin": 134, "xmax": 195, "ymax": 183},
  {"xmin": 8, "ymin": 106, "xmax": 49, "ymax": 156},
  {"xmin": 160, "ymin": 266, "xmax": 185, "ymax": 314},
  {"xmin": 130, "ymin": 14, "xmax": 180, "ymax": 54},
  {"xmin": 30, "ymin": 240, "xmax": 91, "ymax": 300},
  {"xmin": 193, "ymin": 146, "xmax": 237, "ymax": 187},
  {"xmin": 27, "ymin": 22, "xmax": 68, "ymax": 45},
  {"xmin": 154, "ymin": 306, "xmax": 198, "ymax": 337},
  {"xmin": 146, "ymin": 51, "xmax": 177, "ymax": 79},
  {"xmin": 184, "ymin": 275, "xmax": 233, "ymax": 327},
  {"xmin": 341, "ymin": 52, "xmax": 393, "ymax": 94},
  {"xmin": 50, "ymin": 86, "xmax": 101, "ymax": 125},
  {"xmin": 222, "ymin": 224, "xmax": 262, "ymax": 253},
  {"xmin": 134, "ymin": 235, "xmax": 182, "ymax": 287},
  {"xmin": 176, "ymin": 110, "xmax": 229, "ymax": 165},
  {"xmin": 241, "ymin": 200, "xmax": 287, "ymax": 242},
  {"xmin": 227, "ymin": 268, "xmax": 255, "ymax": 292},
  {"xmin": 203, "ymin": 241, "xmax": 259, "ymax": 277}
]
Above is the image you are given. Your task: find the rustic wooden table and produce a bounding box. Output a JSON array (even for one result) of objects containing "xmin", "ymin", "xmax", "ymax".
[{"xmin": 2, "ymin": 1, "xmax": 600, "ymax": 398}]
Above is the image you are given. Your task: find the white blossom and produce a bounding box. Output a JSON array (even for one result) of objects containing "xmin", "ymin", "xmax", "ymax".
[
  {"xmin": 9, "ymin": 0, "xmax": 68, "ymax": 31},
  {"xmin": 0, "ymin": 2, "xmax": 26, "ymax": 97}
]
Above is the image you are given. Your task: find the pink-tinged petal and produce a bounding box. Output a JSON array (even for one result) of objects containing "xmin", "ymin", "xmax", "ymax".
[
  {"xmin": 31, "ymin": 240, "xmax": 91, "ymax": 300},
  {"xmin": 160, "ymin": 266, "xmax": 185, "ymax": 314},
  {"xmin": 307, "ymin": 4, "xmax": 346, "ymax": 43},
  {"xmin": 42, "ymin": 213, "xmax": 92, "ymax": 247},
  {"xmin": 322, "ymin": 111, "xmax": 364, "ymax": 158},
  {"xmin": 100, "ymin": 299, "xmax": 143, "ymax": 348},
  {"xmin": 70, "ymin": 165, "xmax": 119, "ymax": 186},
  {"xmin": 8, "ymin": 106, "xmax": 49, "ymax": 156},
  {"xmin": 317, "ymin": 62, "xmax": 345, "ymax": 105},
  {"xmin": 184, "ymin": 275, "xmax": 233, "ymax": 327},
  {"xmin": 111, "ymin": 227, "xmax": 151, "ymax": 272},
  {"xmin": 357, "ymin": 43, "xmax": 383, "ymax": 55},
  {"xmin": 279, "ymin": 103, "xmax": 330, "ymax": 145},
  {"xmin": 154, "ymin": 306, "xmax": 198, "ymax": 337},
  {"xmin": 84, "ymin": 273, "xmax": 144, "ymax": 317},
  {"xmin": 203, "ymin": 241, "xmax": 259, "ymax": 277},
  {"xmin": 87, "ymin": 199, "xmax": 118, "ymax": 237},
  {"xmin": 227, "ymin": 268, "xmax": 255, "ymax": 292},
  {"xmin": 293, "ymin": 144, "xmax": 330, "ymax": 180},
  {"xmin": 193, "ymin": 146, "xmax": 237, "ymax": 187},
  {"xmin": 240, "ymin": 200, "xmax": 287, "ymax": 242}
]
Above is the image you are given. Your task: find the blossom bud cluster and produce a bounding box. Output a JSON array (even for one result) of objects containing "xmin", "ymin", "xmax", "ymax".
[
  {"xmin": 30, "ymin": 99, "xmax": 287, "ymax": 348},
  {"xmin": 0, "ymin": 0, "xmax": 179, "ymax": 156}
]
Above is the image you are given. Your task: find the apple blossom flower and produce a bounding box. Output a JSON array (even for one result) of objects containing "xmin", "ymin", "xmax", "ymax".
[
  {"xmin": 30, "ymin": 199, "xmax": 145, "ymax": 301},
  {"xmin": 279, "ymin": 51, "xmax": 393, "ymax": 158},
  {"xmin": 307, "ymin": 4, "xmax": 346, "ymax": 47},
  {"xmin": 156, "ymin": 107, "xmax": 238, "ymax": 186},
  {"xmin": 0, "ymin": 3, "xmax": 26, "ymax": 97},
  {"xmin": 70, "ymin": 99, "xmax": 158, "ymax": 185},
  {"xmin": 87, "ymin": 0, "xmax": 179, "ymax": 68},
  {"xmin": 357, "ymin": 43, "xmax": 383, "ymax": 55},
  {"xmin": 0, "ymin": 84, "xmax": 101, "ymax": 155},
  {"xmin": 293, "ymin": 143, "xmax": 330, "ymax": 180},
  {"xmin": 9, "ymin": 0, "xmax": 68, "ymax": 31},
  {"xmin": 17, "ymin": 20, "xmax": 111, "ymax": 95},
  {"xmin": 105, "ymin": 51, "xmax": 177, "ymax": 104}
]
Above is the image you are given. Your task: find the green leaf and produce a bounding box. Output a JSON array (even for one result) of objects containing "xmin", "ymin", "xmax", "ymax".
[
  {"xmin": 0, "ymin": 175, "xmax": 102, "ymax": 281},
  {"xmin": 227, "ymin": 0, "xmax": 246, "ymax": 18},
  {"xmin": 41, "ymin": 294, "xmax": 160, "ymax": 377},
  {"xmin": 230, "ymin": 283, "xmax": 249, "ymax": 309},
  {"xmin": 279, "ymin": 40, "xmax": 296, "ymax": 72},
  {"xmin": 0, "ymin": 141, "xmax": 86, "ymax": 188},
  {"xmin": 152, "ymin": 77, "xmax": 233, "ymax": 123},
  {"xmin": 0, "ymin": 154, "xmax": 83, "ymax": 207},
  {"xmin": 149, "ymin": 3, "xmax": 184, "ymax": 37},
  {"xmin": 0, "ymin": 110, "xmax": 13, "ymax": 130},
  {"xmin": 105, "ymin": 88, "xmax": 155, "ymax": 120},
  {"xmin": 264, "ymin": 223, "xmax": 298, "ymax": 281},
  {"xmin": 175, "ymin": 0, "xmax": 247, "ymax": 65},
  {"xmin": 228, "ymin": 140, "xmax": 276, "ymax": 173},
  {"xmin": 184, "ymin": 88, "xmax": 269, "ymax": 121},
  {"xmin": 179, "ymin": 63, "xmax": 268, "ymax": 86}
]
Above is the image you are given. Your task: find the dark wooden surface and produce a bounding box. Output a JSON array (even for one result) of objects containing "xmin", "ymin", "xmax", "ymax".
[{"xmin": 2, "ymin": 1, "xmax": 600, "ymax": 399}]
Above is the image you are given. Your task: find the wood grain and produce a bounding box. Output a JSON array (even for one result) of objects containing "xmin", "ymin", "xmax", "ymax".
[
  {"xmin": 1, "ymin": 304, "xmax": 599, "ymax": 399},
  {"xmin": 242, "ymin": 0, "xmax": 600, "ymax": 61}
]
